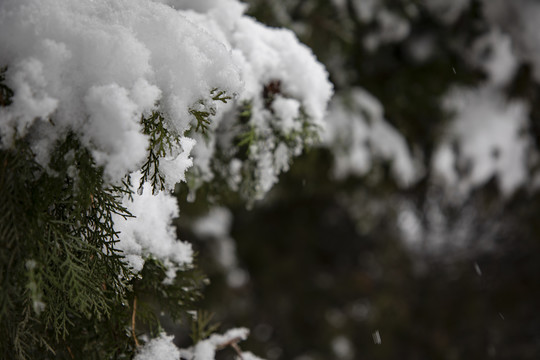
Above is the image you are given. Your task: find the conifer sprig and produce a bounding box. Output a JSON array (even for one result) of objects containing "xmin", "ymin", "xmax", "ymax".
[
  {"xmin": 189, "ymin": 310, "xmax": 220, "ymax": 344},
  {"xmin": 0, "ymin": 135, "xmax": 134, "ymax": 358},
  {"xmin": 140, "ymin": 110, "xmax": 181, "ymax": 194},
  {"xmin": 189, "ymin": 88, "xmax": 232, "ymax": 134}
]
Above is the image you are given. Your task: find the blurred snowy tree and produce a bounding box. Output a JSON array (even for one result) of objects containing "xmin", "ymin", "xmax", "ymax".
[{"xmin": 178, "ymin": 1, "xmax": 540, "ymax": 359}]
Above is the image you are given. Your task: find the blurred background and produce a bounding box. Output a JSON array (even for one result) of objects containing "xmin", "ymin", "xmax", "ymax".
[{"xmin": 176, "ymin": 1, "xmax": 540, "ymax": 359}]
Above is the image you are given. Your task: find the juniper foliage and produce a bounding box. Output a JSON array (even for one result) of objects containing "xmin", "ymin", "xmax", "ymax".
[
  {"xmin": 0, "ymin": 75, "xmax": 207, "ymax": 359},
  {"xmin": 139, "ymin": 110, "xmax": 182, "ymax": 195}
]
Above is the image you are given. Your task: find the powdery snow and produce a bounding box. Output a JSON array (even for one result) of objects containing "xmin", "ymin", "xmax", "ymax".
[
  {"xmin": 113, "ymin": 173, "xmax": 193, "ymax": 280},
  {"xmin": 186, "ymin": 13, "xmax": 333, "ymax": 202},
  {"xmin": 433, "ymin": 86, "xmax": 531, "ymax": 197},
  {"xmin": 134, "ymin": 333, "xmax": 180, "ymax": 360},
  {"xmin": 324, "ymin": 88, "xmax": 419, "ymax": 187},
  {"xmin": 0, "ymin": 1, "xmax": 332, "ymax": 356},
  {"xmin": 0, "ymin": 0, "xmax": 243, "ymax": 183},
  {"xmin": 178, "ymin": 328, "xmax": 251, "ymax": 360},
  {"xmin": 193, "ymin": 207, "xmax": 249, "ymax": 288}
]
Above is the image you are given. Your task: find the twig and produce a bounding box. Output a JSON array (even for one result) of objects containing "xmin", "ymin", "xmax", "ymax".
[
  {"xmin": 66, "ymin": 345, "xmax": 74, "ymax": 359},
  {"xmin": 132, "ymin": 296, "xmax": 140, "ymax": 347},
  {"xmin": 231, "ymin": 343, "xmax": 243, "ymax": 359},
  {"xmin": 217, "ymin": 336, "xmax": 244, "ymax": 359}
]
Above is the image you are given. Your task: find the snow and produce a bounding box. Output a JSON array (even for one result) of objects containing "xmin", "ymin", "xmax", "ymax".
[
  {"xmin": 433, "ymin": 86, "xmax": 531, "ymax": 197},
  {"xmin": 113, "ymin": 173, "xmax": 193, "ymax": 279},
  {"xmin": 363, "ymin": 9, "xmax": 410, "ymax": 51},
  {"xmin": 482, "ymin": 0, "xmax": 540, "ymax": 82},
  {"xmin": 134, "ymin": 333, "xmax": 180, "ymax": 360},
  {"xmin": 372, "ymin": 330, "xmax": 382, "ymax": 345},
  {"xmin": 193, "ymin": 207, "xmax": 249, "ymax": 288},
  {"xmin": 233, "ymin": 17, "xmax": 332, "ymax": 125},
  {"xmin": 193, "ymin": 207, "xmax": 233, "ymax": 239},
  {"xmin": 352, "ymin": 4, "xmax": 411, "ymax": 52},
  {"xmin": 185, "ymin": 14, "xmax": 333, "ymax": 201},
  {"xmin": 159, "ymin": 136, "xmax": 197, "ymax": 191},
  {"xmin": 0, "ymin": 58, "xmax": 58, "ymax": 148},
  {"xmin": 178, "ymin": 328, "xmax": 252, "ymax": 360},
  {"xmin": 324, "ymin": 88, "xmax": 419, "ymax": 187},
  {"xmin": 469, "ymin": 29, "xmax": 518, "ymax": 87},
  {"xmin": 0, "ymin": 0, "xmax": 243, "ymax": 183},
  {"xmin": 422, "ymin": 0, "xmax": 470, "ymax": 24},
  {"xmin": 272, "ymin": 96, "xmax": 302, "ymax": 135},
  {"xmin": 241, "ymin": 352, "xmax": 265, "ymax": 360},
  {"xmin": 0, "ymin": 0, "xmax": 327, "ymax": 357},
  {"xmin": 0, "ymin": 0, "xmax": 333, "ymax": 280},
  {"xmin": 331, "ymin": 336, "xmax": 354, "ymax": 359},
  {"xmin": 352, "ymin": 0, "xmax": 378, "ymax": 22},
  {"xmin": 474, "ymin": 262, "xmax": 482, "ymax": 276},
  {"xmin": 83, "ymin": 84, "xmax": 148, "ymax": 181}
]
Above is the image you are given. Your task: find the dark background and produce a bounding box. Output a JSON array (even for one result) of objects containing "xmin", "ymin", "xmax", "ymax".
[{"xmin": 177, "ymin": 1, "xmax": 540, "ymax": 359}]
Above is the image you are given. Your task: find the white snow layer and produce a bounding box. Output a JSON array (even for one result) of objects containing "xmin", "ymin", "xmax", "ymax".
[
  {"xmin": 186, "ymin": 13, "xmax": 333, "ymax": 201},
  {"xmin": 134, "ymin": 333, "xmax": 180, "ymax": 360},
  {"xmin": 0, "ymin": 0, "xmax": 332, "ymax": 202},
  {"xmin": 324, "ymin": 88, "xmax": 419, "ymax": 187},
  {"xmin": 482, "ymin": 0, "xmax": 540, "ymax": 83},
  {"xmin": 113, "ymin": 173, "xmax": 193, "ymax": 280},
  {"xmin": 433, "ymin": 86, "xmax": 531, "ymax": 197},
  {"xmin": 0, "ymin": 2, "xmax": 329, "ymax": 356},
  {"xmin": 178, "ymin": 328, "xmax": 252, "ymax": 360},
  {"xmin": 193, "ymin": 207, "xmax": 249, "ymax": 288},
  {"xmin": 135, "ymin": 328, "xmax": 263, "ymax": 360},
  {"xmin": 0, "ymin": 0, "xmax": 332, "ymax": 267},
  {"xmin": 422, "ymin": 0, "xmax": 471, "ymax": 24},
  {"xmin": 0, "ymin": 0, "xmax": 244, "ymax": 183}
]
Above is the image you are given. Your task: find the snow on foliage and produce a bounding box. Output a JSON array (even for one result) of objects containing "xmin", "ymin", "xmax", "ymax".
[
  {"xmin": 193, "ymin": 207, "xmax": 249, "ymax": 288},
  {"xmin": 187, "ymin": 12, "xmax": 334, "ymax": 202},
  {"xmin": 422, "ymin": 0, "xmax": 471, "ymax": 24},
  {"xmin": 178, "ymin": 327, "xmax": 251, "ymax": 360},
  {"xmin": 0, "ymin": 0, "xmax": 242, "ymax": 181},
  {"xmin": 0, "ymin": 0, "xmax": 330, "ymax": 357},
  {"xmin": 134, "ymin": 333, "xmax": 180, "ymax": 360},
  {"xmin": 328, "ymin": 0, "xmax": 540, "ymax": 198},
  {"xmin": 432, "ymin": 10, "xmax": 536, "ymax": 198},
  {"xmin": 482, "ymin": 0, "xmax": 540, "ymax": 83},
  {"xmin": 433, "ymin": 86, "xmax": 531, "ymax": 197},
  {"xmin": 113, "ymin": 173, "xmax": 193, "ymax": 280},
  {"xmin": 0, "ymin": 0, "xmax": 331, "ymax": 267},
  {"xmin": 324, "ymin": 88, "xmax": 419, "ymax": 187}
]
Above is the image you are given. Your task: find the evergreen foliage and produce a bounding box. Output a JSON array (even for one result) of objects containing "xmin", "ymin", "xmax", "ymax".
[
  {"xmin": 0, "ymin": 0, "xmax": 334, "ymax": 358},
  {"xmin": 140, "ymin": 110, "xmax": 181, "ymax": 195},
  {"xmin": 189, "ymin": 89, "xmax": 232, "ymax": 134},
  {"xmin": 0, "ymin": 133, "xmax": 133, "ymax": 358},
  {"xmin": 0, "ymin": 78, "xmax": 206, "ymax": 359}
]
